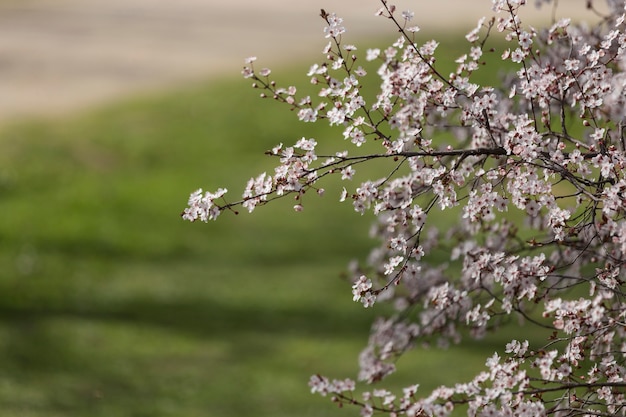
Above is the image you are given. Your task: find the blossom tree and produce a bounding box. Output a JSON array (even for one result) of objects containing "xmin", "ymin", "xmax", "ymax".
[{"xmin": 183, "ymin": 0, "xmax": 626, "ymax": 415}]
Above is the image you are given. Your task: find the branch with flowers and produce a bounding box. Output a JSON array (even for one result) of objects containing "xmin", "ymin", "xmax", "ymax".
[{"xmin": 183, "ymin": 0, "xmax": 626, "ymax": 415}]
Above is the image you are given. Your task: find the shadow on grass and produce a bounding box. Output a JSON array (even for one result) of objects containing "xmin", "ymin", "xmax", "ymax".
[
  {"xmin": 3, "ymin": 298, "xmax": 369, "ymax": 336},
  {"xmin": 0, "ymin": 298, "xmax": 548, "ymax": 386},
  {"xmin": 0, "ymin": 294, "xmax": 374, "ymax": 361}
]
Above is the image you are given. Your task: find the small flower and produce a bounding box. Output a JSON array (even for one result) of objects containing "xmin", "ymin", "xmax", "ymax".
[
  {"xmin": 352, "ymin": 275, "xmax": 374, "ymax": 307},
  {"xmin": 361, "ymin": 292, "xmax": 376, "ymax": 308},
  {"xmin": 366, "ymin": 48, "xmax": 380, "ymax": 61},
  {"xmin": 401, "ymin": 10, "xmax": 414, "ymax": 21},
  {"xmin": 384, "ymin": 256, "xmax": 404, "ymax": 275},
  {"xmin": 564, "ymin": 59, "xmax": 580, "ymax": 71},
  {"xmin": 323, "ymin": 13, "xmax": 346, "ymax": 38},
  {"xmin": 510, "ymin": 48, "xmax": 525, "ymax": 63},
  {"xmin": 242, "ymin": 67, "xmax": 254, "ymax": 79},
  {"xmin": 341, "ymin": 166, "xmax": 356, "ymax": 180}
]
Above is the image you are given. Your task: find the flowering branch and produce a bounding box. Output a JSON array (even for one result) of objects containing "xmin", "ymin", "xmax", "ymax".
[{"xmin": 184, "ymin": 0, "xmax": 626, "ymax": 416}]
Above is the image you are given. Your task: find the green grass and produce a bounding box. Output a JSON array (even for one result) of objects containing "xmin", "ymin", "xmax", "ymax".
[{"xmin": 0, "ymin": 36, "xmax": 534, "ymax": 416}]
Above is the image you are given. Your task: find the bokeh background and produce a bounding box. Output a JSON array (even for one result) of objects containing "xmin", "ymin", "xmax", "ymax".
[{"xmin": 0, "ymin": 1, "xmax": 603, "ymax": 416}]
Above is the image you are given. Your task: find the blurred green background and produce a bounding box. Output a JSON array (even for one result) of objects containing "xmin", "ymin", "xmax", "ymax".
[{"xmin": 0, "ymin": 39, "xmax": 528, "ymax": 416}]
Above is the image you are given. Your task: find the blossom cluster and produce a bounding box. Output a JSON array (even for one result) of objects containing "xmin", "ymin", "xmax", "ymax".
[{"xmin": 184, "ymin": 0, "xmax": 626, "ymax": 415}]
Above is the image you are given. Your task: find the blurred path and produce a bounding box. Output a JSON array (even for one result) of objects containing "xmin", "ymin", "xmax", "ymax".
[{"xmin": 0, "ymin": 0, "xmax": 599, "ymax": 123}]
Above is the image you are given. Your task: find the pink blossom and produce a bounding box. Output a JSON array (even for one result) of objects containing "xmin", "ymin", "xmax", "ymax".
[{"xmin": 187, "ymin": 2, "xmax": 626, "ymax": 415}]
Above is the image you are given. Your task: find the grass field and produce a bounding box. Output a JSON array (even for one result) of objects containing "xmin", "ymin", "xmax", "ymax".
[{"xmin": 0, "ymin": 37, "xmax": 532, "ymax": 416}]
